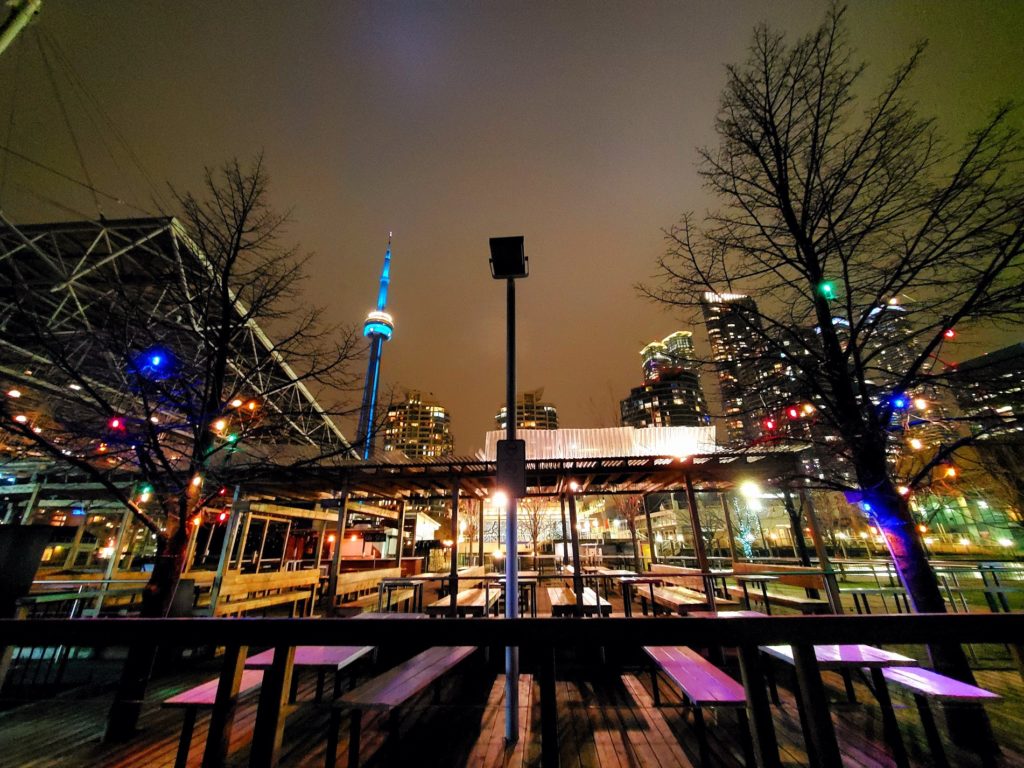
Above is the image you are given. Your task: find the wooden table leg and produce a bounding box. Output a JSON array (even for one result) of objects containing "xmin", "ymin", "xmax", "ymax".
[
  {"xmin": 869, "ymin": 667, "xmax": 909, "ymax": 768},
  {"xmin": 175, "ymin": 708, "xmax": 197, "ymax": 768}
]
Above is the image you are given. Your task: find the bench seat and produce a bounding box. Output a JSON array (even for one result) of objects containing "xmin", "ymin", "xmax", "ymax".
[
  {"xmin": 424, "ymin": 587, "xmax": 498, "ymax": 617},
  {"xmin": 327, "ymin": 646, "xmax": 476, "ymax": 767},
  {"xmin": 338, "ymin": 588, "xmax": 415, "ymax": 615},
  {"xmin": 215, "ymin": 589, "xmax": 313, "ymax": 617},
  {"xmin": 726, "ymin": 585, "xmax": 830, "ymax": 614},
  {"xmin": 548, "ymin": 587, "xmax": 611, "ymax": 616},
  {"xmin": 643, "ymin": 646, "xmax": 751, "ymax": 766},
  {"xmin": 162, "ymin": 670, "xmax": 263, "ymax": 768}
]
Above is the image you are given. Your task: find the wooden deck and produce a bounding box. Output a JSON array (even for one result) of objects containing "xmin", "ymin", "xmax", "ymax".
[{"xmin": 2, "ymin": 650, "xmax": 1023, "ymax": 768}]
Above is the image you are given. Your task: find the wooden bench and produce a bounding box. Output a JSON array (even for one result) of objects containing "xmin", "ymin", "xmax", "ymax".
[
  {"xmin": 424, "ymin": 587, "xmax": 499, "ymax": 617},
  {"xmin": 335, "ymin": 568, "xmax": 412, "ymax": 615},
  {"xmin": 326, "ymin": 646, "xmax": 477, "ymax": 767},
  {"xmin": 548, "ymin": 586, "xmax": 611, "ymax": 617},
  {"xmin": 644, "ymin": 646, "xmax": 753, "ymax": 766},
  {"xmin": 882, "ymin": 667, "xmax": 1001, "ymax": 767},
  {"xmin": 211, "ymin": 569, "xmax": 319, "ymax": 617},
  {"xmin": 650, "ymin": 586, "xmax": 714, "ymax": 615},
  {"xmin": 727, "ymin": 562, "xmax": 830, "ymax": 614},
  {"xmin": 162, "ymin": 669, "xmax": 263, "ymax": 768}
]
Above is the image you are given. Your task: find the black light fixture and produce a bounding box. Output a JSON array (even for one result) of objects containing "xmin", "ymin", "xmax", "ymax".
[{"xmin": 488, "ymin": 236, "xmax": 528, "ymax": 279}]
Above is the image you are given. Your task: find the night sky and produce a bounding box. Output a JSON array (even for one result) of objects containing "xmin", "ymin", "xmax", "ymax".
[{"xmin": 1, "ymin": 2, "xmax": 1021, "ymax": 452}]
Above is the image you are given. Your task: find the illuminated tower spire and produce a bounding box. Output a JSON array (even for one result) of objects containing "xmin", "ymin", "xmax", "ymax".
[{"xmin": 355, "ymin": 233, "xmax": 395, "ymax": 459}]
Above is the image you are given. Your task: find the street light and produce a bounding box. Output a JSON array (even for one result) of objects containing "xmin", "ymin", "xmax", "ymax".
[{"xmin": 489, "ymin": 235, "xmax": 528, "ymax": 746}]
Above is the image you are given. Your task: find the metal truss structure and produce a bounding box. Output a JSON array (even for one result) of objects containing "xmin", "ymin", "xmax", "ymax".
[{"xmin": 0, "ymin": 215, "xmax": 353, "ymax": 463}]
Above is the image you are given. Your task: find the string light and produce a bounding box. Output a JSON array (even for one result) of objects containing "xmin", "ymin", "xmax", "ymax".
[
  {"xmin": 944, "ymin": 328, "xmax": 956, "ymax": 339},
  {"xmin": 218, "ymin": 511, "xmax": 229, "ymax": 523},
  {"xmin": 213, "ymin": 419, "xmax": 227, "ymax": 432},
  {"xmin": 818, "ymin": 281, "xmax": 837, "ymax": 300},
  {"xmin": 191, "ymin": 474, "xmax": 202, "ymax": 487},
  {"xmin": 230, "ymin": 399, "xmax": 243, "ymax": 408},
  {"xmin": 192, "ymin": 514, "xmax": 203, "ymax": 527},
  {"xmin": 109, "ymin": 417, "xmax": 125, "ymax": 430},
  {"xmin": 944, "ymin": 466, "xmax": 958, "ymax": 479},
  {"xmin": 6, "ymin": 389, "xmax": 21, "ymax": 398},
  {"xmin": 14, "ymin": 414, "xmax": 27, "ymax": 423},
  {"xmin": 909, "ymin": 438, "xmax": 923, "ymax": 450},
  {"xmin": 913, "ymin": 398, "xmax": 928, "ymax": 411}
]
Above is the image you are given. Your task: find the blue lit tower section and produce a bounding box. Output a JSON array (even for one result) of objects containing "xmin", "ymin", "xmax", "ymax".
[{"xmin": 355, "ymin": 234, "xmax": 395, "ymax": 459}]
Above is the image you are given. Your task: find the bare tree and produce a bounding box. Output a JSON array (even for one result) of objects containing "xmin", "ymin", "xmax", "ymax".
[
  {"xmin": 609, "ymin": 495, "xmax": 645, "ymax": 571},
  {"xmin": 642, "ymin": 7, "xmax": 1023, "ymax": 748},
  {"xmin": 0, "ymin": 155, "xmax": 360, "ymax": 738},
  {"xmin": 519, "ymin": 496, "xmax": 548, "ymax": 570}
]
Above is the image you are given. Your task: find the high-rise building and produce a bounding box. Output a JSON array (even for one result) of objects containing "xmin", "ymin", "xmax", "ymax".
[
  {"xmin": 949, "ymin": 342, "xmax": 1024, "ymax": 441},
  {"xmin": 699, "ymin": 292, "xmax": 772, "ymax": 446},
  {"xmin": 383, "ymin": 391, "xmax": 454, "ymax": 458},
  {"xmin": 495, "ymin": 389, "xmax": 558, "ymax": 431},
  {"xmin": 622, "ymin": 332, "xmax": 709, "ymax": 428}
]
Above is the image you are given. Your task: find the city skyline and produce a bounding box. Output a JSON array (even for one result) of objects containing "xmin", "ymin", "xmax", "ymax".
[{"xmin": 0, "ymin": 3, "xmax": 1021, "ymax": 452}]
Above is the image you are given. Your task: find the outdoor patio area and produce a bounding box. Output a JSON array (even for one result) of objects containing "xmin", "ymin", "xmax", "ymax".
[{"xmin": 1, "ymin": 645, "xmax": 1022, "ymax": 768}]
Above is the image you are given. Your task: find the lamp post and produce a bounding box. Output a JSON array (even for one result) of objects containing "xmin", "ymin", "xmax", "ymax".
[{"xmin": 489, "ymin": 235, "xmax": 528, "ymax": 745}]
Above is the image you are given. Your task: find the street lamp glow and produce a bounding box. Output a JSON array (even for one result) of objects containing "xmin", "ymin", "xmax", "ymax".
[
  {"xmin": 569, "ymin": 480, "xmax": 580, "ymax": 493},
  {"xmin": 739, "ymin": 481, "xmax": 761, "ymax": 498}
]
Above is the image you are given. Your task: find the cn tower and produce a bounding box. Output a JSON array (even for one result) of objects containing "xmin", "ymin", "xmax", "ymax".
[{"xmin": 355, "ymin": 233, "xmax": 394, "ymax": 459}]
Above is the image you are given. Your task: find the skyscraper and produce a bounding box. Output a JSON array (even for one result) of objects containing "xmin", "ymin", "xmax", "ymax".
[
  {"xmin": 622, "ymin": 331, "xmax": 710, "ymax": 428},
  {"xmin": 948, "ymin": 342, "xmax": 1024, "ymax": 441},
  {"xmin": 383, "ymin": 390, "xmax": 455, "ymax": 458},
  {"xmin": 699, "ymin": 292, "xmax": 771, "ymax": 446},
  {"xmin": 355, "ymin": 234, "xmax": 395, "ymax": 459},
  {"xmin": 495, "ymin": 389, "xmax": 558, "ymax": 431}
]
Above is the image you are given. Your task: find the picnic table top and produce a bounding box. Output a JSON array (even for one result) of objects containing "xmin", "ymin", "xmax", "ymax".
[
  {"xmin": 484, "ymin": 570, "xmax": 539, "ymax": 579},
  {"xmin": 352, "ymin": 612, "xmax": 429, "ymax": 619},
  {"xmin": 163, "ymin": 669, "xmax": 264, "ymax": 707},
  {"xmin": 595, "ymin": 568, "xmax": 637, "ymax": 577},
  {"xmin": 735, "ymin": 574, "xmax": 780, "ymax": 583},
  {"xmin": 245, "ymin": 645, "xmax": 373, "ymax": 670},
  {"xmin": 760, "ymin": 643, "xmax": 917, "ymax": 669}
]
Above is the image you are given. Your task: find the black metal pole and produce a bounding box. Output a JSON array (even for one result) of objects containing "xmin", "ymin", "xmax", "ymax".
[
  {"xmin": 504, "ymin": 276, "xmax": 519, "ymax": 743},
  {"xmin": 449, "ymin": 481, "xmax": 459, "ymax": 618},
  {"xmin": 567, "ymin": 491, "xmax": 585, "ymax": 616}
]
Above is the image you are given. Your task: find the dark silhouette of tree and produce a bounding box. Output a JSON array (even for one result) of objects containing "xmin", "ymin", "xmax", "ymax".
[
  {"xmin": 0, "ymin": 155, "xmax": 360, "ymax": 738},
  {"xmin": 643, "ymin": 8, "xmax": 1023, "ymax": 750}
]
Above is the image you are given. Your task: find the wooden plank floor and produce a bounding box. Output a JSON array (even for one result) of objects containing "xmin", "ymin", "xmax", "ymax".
[{"xmin": 3, "ymin": 648, "xmax": 1024, "ymax": 768}]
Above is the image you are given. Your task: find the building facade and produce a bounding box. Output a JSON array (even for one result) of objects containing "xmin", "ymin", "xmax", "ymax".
[
  {"xmin": 495, "ymin": 388, "xmax": 559, "ymax": 431},
  {"xmin": 383, "ymin": 390, "xmax": 454, "ymax": 458},
  {"xmin": 699, "ymin": 292, "xmax": 773, "ymax": 446},
  {"xmin": 622, "ymin": 331, "xmax": 710, "ymax": 428},
  {"xmin": 949, "ymin": 342, "xmax": 1024, "ymax": 441}
]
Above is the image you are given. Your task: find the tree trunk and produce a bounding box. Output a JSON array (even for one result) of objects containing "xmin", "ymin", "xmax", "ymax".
[
  {"xmin": 854, "ymin": 453, "xmax": 998, "ymax": 754},
  {"xmin": 628, "ymin": 519, "xmax": 641, "ymax": 573},
  {"xmin": 104, "ymin": 518, "xmax": 189, "ymax": 742}
]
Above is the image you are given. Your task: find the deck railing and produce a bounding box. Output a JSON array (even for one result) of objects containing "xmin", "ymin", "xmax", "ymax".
[{"xmin": 1, "ymin": 612, "xmax": 1022, "ymax": 768}]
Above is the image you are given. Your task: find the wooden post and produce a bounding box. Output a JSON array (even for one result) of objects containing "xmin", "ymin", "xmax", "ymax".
[
  {"xmin": 720, "ymin": 493, "xmax": 739, "ymax": 564},
  {"xmin": 449, "ymin": 482, "xmax": 460, "ymax": 618},
  {"xmin": 736, "ymin": 645, "xmax": 781, "ymax": 768},
  {"xmin": 95, "ymin": 510, "xmax": 132, "ymax": 615},
  {"xmin": 478, "ymin": 498, "xmax": 485, "ymax": 566},
  {"xmin": 684, "ymin": 474, "xmax": 715, "ymax": 610},
  {"xmin": 209, "ymin": 490, "xmax": 247, "ymax": 615},
  {"xmin": 791, "ymin": 644, "xmax": 842, "ymax": 768},
  {"xmin": 326, "ymin": 485, "xmax": 350, "ymax": 612},
  {"xmin": 539, "ymin": 645, "xmax": 559, "ymax": 767},
  {"xmin": 394, "ymin": 500, "xmax": 406, "ymax": 568},
  {"xmin": 566, "ymin": 491, "xmax": 585, "ymax": 616},
  {"xmin": 250, "ymin": 644, "xmax": 294, "ymax": 768},
  {"xmin": 559, "ymin": 494, "xmax": 569, "ymax": 566},
  {"xmin": 201, "ymin": 643, "xmax": 248, "ymax": 767},
  {"xmin": 799, "ymin": 489, "xmax": 843, "ymax": 613},
  {"xmin": 643, "ymin": 494, "xmax": 657, "ymax": 566}
]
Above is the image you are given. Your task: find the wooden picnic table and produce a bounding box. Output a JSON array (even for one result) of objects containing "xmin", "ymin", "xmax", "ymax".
[
  {"xmin": 620, "ymin": 575, "xmax": 664, "ymax": 617},
  {"xmin": 245, "ymin": 644, "xmax": 374, "ymax": 702},
  {"xmin": 734, "ymin": 574, "xmax": 779, "ymax": 614},
  {"xmin": 760, "ymin": 643, "xmax": 916, "ymax": 767}
]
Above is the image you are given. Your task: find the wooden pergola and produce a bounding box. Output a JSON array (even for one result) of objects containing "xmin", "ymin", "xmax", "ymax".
[{"xmin": 247, "ymin": 446, "xmax": 841, "ymax": 611}]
